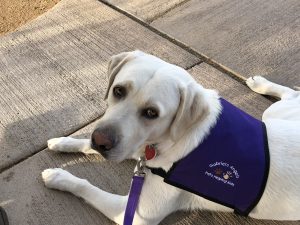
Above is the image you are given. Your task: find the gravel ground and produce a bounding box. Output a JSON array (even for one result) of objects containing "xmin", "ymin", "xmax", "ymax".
[{"xmin": 0, "ymin": 0, "xmax": 60, "ymax": 35}]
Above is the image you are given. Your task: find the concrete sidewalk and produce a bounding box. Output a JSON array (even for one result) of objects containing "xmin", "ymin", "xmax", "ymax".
[
  {"xmin": 105, "ymin": 0, "xmax": 300, "ymax": 87},
  {"xmin": 0, "ymin": 0, "xmax": 298, "ymax": 224}
]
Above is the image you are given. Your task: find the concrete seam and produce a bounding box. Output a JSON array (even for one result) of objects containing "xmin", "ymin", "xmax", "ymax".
[
  {"xmin": 147, "ymin": 0, "xmax": 191, "ymax": 23},
  {"xmin": 185, "ymin": 61, "xmax": 203, "ymax": 70},
  {"xmin": 0, "ymin": 113, "xmax": 104, "ymax": 174},
  {"xmin": 99, "ymin": 0, "xmax": 248, "ymax": 85}
]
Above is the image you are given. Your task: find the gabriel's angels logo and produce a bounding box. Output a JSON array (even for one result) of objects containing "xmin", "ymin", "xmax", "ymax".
[{"xmin": 205, "ymin": 161, "xmax": 239, "ymax": 187}]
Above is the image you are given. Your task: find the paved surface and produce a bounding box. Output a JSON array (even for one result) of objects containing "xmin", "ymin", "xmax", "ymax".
[
  {"xmin": 106, "ymin": 0, "xmax": 300, "ymax": 87},
  {"xmin": 103, "ymin": 0, "xmax": 188, "ymax": 23},
  {"xmin": 0, "ymin": 0, "xmax": 298, "ymax": 224}
]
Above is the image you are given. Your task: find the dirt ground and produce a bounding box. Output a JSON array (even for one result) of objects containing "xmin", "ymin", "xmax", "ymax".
[{"xmin": 0, "ymin": 0, "xmax": 60, "ymax": 35}]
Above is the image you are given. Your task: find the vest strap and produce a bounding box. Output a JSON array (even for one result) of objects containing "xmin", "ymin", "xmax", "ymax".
[{"xmin": 146, "ymin": 167, "xmax": 167, "ymax": 178}]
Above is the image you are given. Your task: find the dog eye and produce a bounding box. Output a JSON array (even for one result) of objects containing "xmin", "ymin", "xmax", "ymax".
[
  {"xmin": 142, "ymin": 107, "xmax": 159, "ymax": 119},
  {"xmin": 113, "ymin": 85, "xmax": 126, "ymax": 99}
]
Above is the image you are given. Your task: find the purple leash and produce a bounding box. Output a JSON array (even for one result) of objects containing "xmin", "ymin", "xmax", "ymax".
[{"xmin": 123, "ymin": 157, "xmax": 146, "ymax": 225}]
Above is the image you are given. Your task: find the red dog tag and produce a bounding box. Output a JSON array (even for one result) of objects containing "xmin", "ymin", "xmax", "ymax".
[{"xmin": 145, "ymin": 145, "xmax": 157, "ymax": 160}]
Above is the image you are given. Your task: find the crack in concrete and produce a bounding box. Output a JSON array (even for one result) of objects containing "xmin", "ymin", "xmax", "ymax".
[
  {"xmin": 98, "ymin": 0, "xmax": 249, "ymax": 86},
  {"xmin": 98, "ymin": 1, "xmax": 279, "ymax": 104},
  {"xmin": 0, "ymin": 113, "xmax": 104, "ymax": 174},
  {"xmin": 185, "ymin": 61, "xmax": 203, "ymax": 70},
  {"xmin": 146, "ymin": 0, "xmax": 191, "ymax": 23}
]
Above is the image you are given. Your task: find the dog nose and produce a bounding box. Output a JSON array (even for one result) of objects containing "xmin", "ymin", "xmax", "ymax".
[{"xmin": 91, "ymin": 128, "xmax": 115, "ymax": 152}]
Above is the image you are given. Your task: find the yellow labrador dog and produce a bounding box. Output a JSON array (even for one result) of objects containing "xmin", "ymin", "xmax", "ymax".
[{"xmin": 42, "ymin": 51, "xmax": 300, "ymax": 224}]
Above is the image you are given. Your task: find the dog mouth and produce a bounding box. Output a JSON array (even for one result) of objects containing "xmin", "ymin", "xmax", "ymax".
[
  {"xmin": 90, "ymin": 125, "xmax": 122, "ymax": 159},
  {"xmin": 90, "ymin": 141, "xmax": 114, "ymax": 159},
  {"xmin": 90, "ymin": 141, "xmax": 130, "ymax": 162},
  {"xmin": 90, "ymin": 127, "xmax": 157, "ymax": 161},
  {"xmin": 91, "ymin": 138, "xmax": 113, "ymax": 153}
]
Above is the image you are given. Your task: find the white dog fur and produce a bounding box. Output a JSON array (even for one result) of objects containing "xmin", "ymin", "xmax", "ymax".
[{"xmin": 42, "ymin": 51, "xmax": 300, "ymax": 224}]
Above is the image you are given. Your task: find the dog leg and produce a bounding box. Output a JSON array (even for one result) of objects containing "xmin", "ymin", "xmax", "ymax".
[
  {"xmin": 246, "ymin": 76, "xmax": 299, "ymax": 100},
  {"xmin": 42, "ymin": 168, "xmax": 130, "ymax": 224},
  {"xmin": 47, "ymin": 137, "xmax": 99, "ymax": 155}
]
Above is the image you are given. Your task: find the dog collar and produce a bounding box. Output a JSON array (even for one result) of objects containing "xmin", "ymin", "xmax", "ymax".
[{"xmin": 144, "ymin": 144, "xmax": 157, "ymax": 160}]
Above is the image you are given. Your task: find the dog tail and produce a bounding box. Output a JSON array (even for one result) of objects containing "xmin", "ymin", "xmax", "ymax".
[{"xmin": 294, "ymin": 86, "xmax": 300, "ymax": 91}]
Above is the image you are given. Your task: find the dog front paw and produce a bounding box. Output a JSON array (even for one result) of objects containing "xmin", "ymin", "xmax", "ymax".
[
  {"xmin": 47, "ymin": 137, "xmax": 76, "ymax": 152},
  {"xmin": 42, "ymin": 168, "xmax": 77, "ymax": 191},
  {"xmin": 246, "ymin": 76, "xmax": 269, "ymax": 92}
]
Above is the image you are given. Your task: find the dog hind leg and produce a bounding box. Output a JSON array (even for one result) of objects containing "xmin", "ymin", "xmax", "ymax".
[
  {"xmin": 47, "ymin": 137, "xmax": 99, "ymax": 155},
  {"xmin": 246, "ymin": 76, "xmax": 299, "ymax": 100}
]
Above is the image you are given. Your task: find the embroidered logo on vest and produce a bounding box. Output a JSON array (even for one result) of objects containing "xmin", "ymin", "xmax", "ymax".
[{"xmin": 205, "ymin": 161, "xmax": 240, "ymax": 187}]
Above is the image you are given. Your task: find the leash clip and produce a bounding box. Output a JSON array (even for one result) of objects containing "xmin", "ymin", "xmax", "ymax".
[{"xmin": 134, "ymin": 157, "xmax": 146, "ymax": 177}]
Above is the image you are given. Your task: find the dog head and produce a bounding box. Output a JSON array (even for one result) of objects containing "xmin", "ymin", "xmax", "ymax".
[{"xmin": 91, "ymin": 51, "xmax": 210, "ymax": 161}]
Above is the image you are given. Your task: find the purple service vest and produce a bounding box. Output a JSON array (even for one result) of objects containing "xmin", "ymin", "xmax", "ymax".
[{"xmin": 149, "ymin": 98, "xmax": 269, "ymax": 216}]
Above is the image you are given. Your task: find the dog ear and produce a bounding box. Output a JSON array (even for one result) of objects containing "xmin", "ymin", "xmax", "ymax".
[
  {"xmin": 104, "ymin": 51, "xmax": 136, "ymax": 99},
  {"xmin": 170, "ymin": 83, "xmax": 209, "ymax": 140}
]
